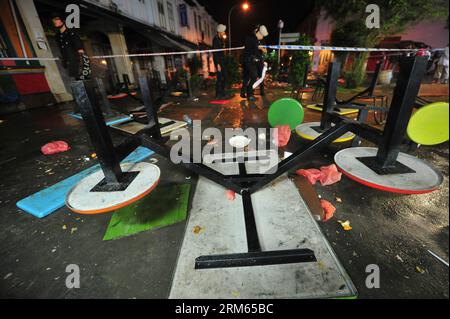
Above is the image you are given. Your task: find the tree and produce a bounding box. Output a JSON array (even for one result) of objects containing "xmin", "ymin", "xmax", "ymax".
[
  {"xmin": 223, "ymin": 55, "xmax": 240, "ymax": 88},
  {"xmin": 317, "ymin": 0, "xmax": 449, "ymax": 87},
  {"xmin": 289, "ymin": 34, "xmax": 313, "ymax": 91}
]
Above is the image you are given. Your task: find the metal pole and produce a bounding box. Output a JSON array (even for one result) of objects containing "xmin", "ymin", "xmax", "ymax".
[
  {"xmin": 321, "ymin": 61, "xmax": 340, "ymax": 130},
  {"xmin": 227, "ymin": 5, "xmax": 237, "ymax": 49},
  {"xmin": 277, "ymin": 20, "xmax": 284, "ymax": 66},
  {"xmin": 375, "ymin": 56, "xmax": 427, "ymax": 167},
  {"xmin": 71, "ymin": 80, "xmax": 123, "ymax": 185},
  {"xmin": 278, "ymin": 29, "xmax": 281, "ymax": 65}
]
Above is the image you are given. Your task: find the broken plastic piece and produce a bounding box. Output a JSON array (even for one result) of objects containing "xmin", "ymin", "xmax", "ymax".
[
  {"xmin": 338, "ymin": 220, "xmax": 352, "ymax": 231},
  {"xmin": 41, "ymin": 141, "xmax": 70, "ymax": 155},
  {"xmin": 296, "ymin": 168, "xmax": 323, "ymax": 185},
  {"xmin": 320, "ymin": 199, "xmax": 336, "ymax": 222},
  {"xmin": 319, "ymin": 164, "xmax": 342, "ymax": 186},
  {"xmin": 274, "ymin": 125, "xmax": 292, "ymax": 147},
  {"xmin": 226, "ymin": 190, "xmax": 236, "ymax": 201}
]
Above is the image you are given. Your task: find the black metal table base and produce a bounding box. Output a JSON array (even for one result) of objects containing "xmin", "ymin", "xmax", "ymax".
[
  {"xmin": 70, "ymin": 56, "xmax": 429, "ymax": 271},
  {"xmin": 357, "ymin": 156, "xmax": 416, "ymax": 175},
  {"xmin": 195, "ymin": 249, "xmax": 317, "ymax": 270}
]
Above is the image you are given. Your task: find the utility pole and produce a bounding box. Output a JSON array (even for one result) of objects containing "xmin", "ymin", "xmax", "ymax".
[{"xmin": 278, "ymin": 20, "xmax": 284, "ymax": 65}]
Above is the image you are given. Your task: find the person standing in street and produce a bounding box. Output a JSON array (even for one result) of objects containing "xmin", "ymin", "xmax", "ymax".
[
  {"xmin": 433, "ymin": 45, "xmax": 449, "ymax": 84},
  {"xmin": 240, "ymin": 25, "xmax": 269, "ymax": 101},
  {"xmin": 213, "ymin": 24, "xmax": 228, "ymax": 99}
]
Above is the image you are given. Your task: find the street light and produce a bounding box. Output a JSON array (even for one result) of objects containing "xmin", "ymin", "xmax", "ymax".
[
  {"xmin": 228, "ymin": 2, "xmax": 251, "ymax": 48},
  {"xmin": 278, "ymin": 20, "xmax": 284, "ymax": 65}
]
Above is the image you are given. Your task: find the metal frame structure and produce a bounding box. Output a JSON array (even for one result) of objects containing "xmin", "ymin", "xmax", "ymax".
[
  {"xmin": 71, "ymin": 56, "xmax": 427, "ymax": 270},
  {"xmin": 313, "ymin": 58, "xmax": 389, "ymax": 124}
]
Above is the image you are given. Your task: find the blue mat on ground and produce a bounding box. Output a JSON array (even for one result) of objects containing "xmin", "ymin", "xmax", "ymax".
[
  {"xmin": 16, "ymin": 147, "xmax": 154, "ymax": 218},
  {"xmin": 68, "ymin": 113, "xmax": 131, "ymax": 126}
]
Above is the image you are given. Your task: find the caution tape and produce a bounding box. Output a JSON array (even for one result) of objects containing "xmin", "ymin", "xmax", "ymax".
[
  {"xmin": 261, "ymin": 44, "xmax": 420, "ymax": 52},
  {"xmin": 0, "ymin": 47, "xmax": 245, "ymax": 62},
  {"xmin": 0, "ymin": 44, "xmax": 440, "ymax": 62},
  {"xmin": 90, "ymin": 46, "xmax": 245, "ymax": 59}
]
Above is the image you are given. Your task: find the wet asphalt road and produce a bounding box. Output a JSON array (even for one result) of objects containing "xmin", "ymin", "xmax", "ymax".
[{"xmin": 0, "ymin": 89, "xmax": 448, "ymax": 298}]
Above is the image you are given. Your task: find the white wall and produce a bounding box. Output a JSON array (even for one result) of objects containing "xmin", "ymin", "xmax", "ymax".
[
  {"xmin": 399, "ymin": 20, "xmax": 448, "ymax": 49},
  {"xmin": 16, "ymin": 0, "xmax": 72, "ymax": 102},
  {"xmin": 88, "ymin": 0, "xmax": 217, "ymax": 46}
]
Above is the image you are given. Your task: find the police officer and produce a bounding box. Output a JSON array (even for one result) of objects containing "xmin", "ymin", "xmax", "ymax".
[
  {"xmin": 51, "ymin": 13, "xmax": 91, "ymax": 81},
  {"xmin": 213, "ymin": 24, "xmax": 228, "ymax": 99},
  {"xmin": 241, "ymin": 25, "xmax": 269, "ymax": 101}
]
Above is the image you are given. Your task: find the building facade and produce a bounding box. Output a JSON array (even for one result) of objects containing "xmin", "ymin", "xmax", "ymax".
[{"xmin": 0, "ymin": 0, "xmax": 218, "ymax": 114}]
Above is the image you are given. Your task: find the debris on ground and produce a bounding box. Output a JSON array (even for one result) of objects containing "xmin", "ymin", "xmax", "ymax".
[
  {"xmin": 274, "ymin": 125, "xmax": 291, "ymax": 147},
  {"xmin": 320, "ymin": 199, "xmax": 336, "ymax": 222},
  {"xmin": 338, "ymin": 220, "xmax": 353, "ymax": 231},
  {"xmin": 3, "ymin": 273, "xmax": 13, "ymax": 280},
  {"xmin": 193, "ymin": 226, "xmax": 203, "ymax": 235},
  {"xmin": 91, "ymin": 153, "xmax": 97, "ymax": 159},
  {"xmin": 319, "ymin": 164, "xmax": 342, "ymax": 186},
  {"xmin": 416, "ymin": 266, "xmax": 426, "ymax": 274},
  {"xmin": 396, "ymin": 255, "xmax": 404, "ymax": 263},
  {"xmin": 226, "ymin": 190, "xmax": 236, "ymax": 201},
  {"xmin": 70, "ymin": 227, "xmax": 78, "ymax": 234},
  {"xmin": 296, "ymin": 164, "xmax": 342, "ymax": 186},
  {"xmin": 62, "ymin": 225, "xmax": 67, "ymax": 230},
  {"xmin": 41, "ymin": 141, "xmax": 70, "ymax": 155},
  {"xmin": 296, "ymin": 168, "xmax": 323, "ymax": 185},
  {"xmin": 335, "ymin": 197, "xmax": 343, "ymax": 203}
]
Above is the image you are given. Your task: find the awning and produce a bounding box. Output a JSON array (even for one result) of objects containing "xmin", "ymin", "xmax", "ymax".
[{"xmin": 160, "ymin": 34, "xmax": 197, "ymax": 52}]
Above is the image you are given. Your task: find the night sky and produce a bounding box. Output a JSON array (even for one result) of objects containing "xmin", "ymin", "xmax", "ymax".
[{"xmin": 198, "ymin": 0, "xmax": 315, "ymax": 46}]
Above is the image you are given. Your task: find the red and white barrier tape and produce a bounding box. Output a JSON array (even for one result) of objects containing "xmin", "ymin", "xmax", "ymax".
[{"xmin": 0, "ymin": 45, "xmax": 442, "ymax": 61}]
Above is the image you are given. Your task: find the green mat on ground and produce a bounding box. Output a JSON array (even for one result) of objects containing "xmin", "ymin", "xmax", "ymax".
[{"xmin": 103, "ymin": 184, "xmax": 191, "ymax": 241}]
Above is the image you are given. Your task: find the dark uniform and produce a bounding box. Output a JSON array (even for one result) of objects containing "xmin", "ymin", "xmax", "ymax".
[
  {"xmin": 212, "ymin": 34, "xmax": 227, "ymax": 99},
  {"xmin": 56, "ymin": 28, "xmax": 90, "ymax": 80},
  {"xmin": 256, "ymin": 49, "xmax": 265, "ymax": 96},
  {"xmin": 241, "ymin": 34, "xmax": 261, "ymax": 99}
]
